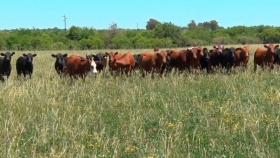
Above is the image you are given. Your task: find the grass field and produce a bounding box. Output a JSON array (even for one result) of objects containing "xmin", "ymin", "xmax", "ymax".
[{"xmin": 1, "ymin": 44, "xmax": 280, "ymax": 157}]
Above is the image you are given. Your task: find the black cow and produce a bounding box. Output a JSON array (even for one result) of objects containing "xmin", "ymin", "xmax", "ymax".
[
  {"xmin": 221, "ymin": 47, "xmax": 236, "ymax": 72},
  {"xmin": 200, "ymin": 48, "xmax": 211, "ymax": 73},
  {"xmin": 0, "ymin": 52, "xmax": 15, "ymax": 81},
  {"xmin": 16, "ymin": 53, "xmax": 37, "ymax": 79},
  {"xmin": 274, "ymin": 47, "xmax": 280, "ymax": 65},
  {"xmin": 51, "ymin": 53, "xmax": 68, "ymax": 78},
  {"xmin": 86, "ymin": 52, "xmax": 107, "ymax": 72},
  {"xmin": 133, "ymin": 54, "xmax": 141, "ymax": 71}
]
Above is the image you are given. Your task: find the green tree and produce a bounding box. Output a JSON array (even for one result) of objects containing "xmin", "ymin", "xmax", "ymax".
[
  {"xmin": 154, "ymin": 22, "xmax": 183, "ymax": 45},
  {"xmin": 209, "ymin": 20, "xmax": 219, "ymax": 31},
  {"xmin": 146, "ymin": 18, "xmax": 161, "ymax": 30},
  {"xmin": 111, "ymin": 32, "xmax": 133, "ymax": 49},
  {"xmin": 89, "ymin": 36, "xmax": 105, "ymax": 49},
  {"xmin": 187, "ymin": 20, "xmax": 196, "ymax": 31},
  {"xmin": 109, "ymin": 22, "xmax": 119, "ymax": 39},
  {"xmin": 68, "ymin": 26, "xmax": 82, "ymax": 41},
  {"xmin": 6, "ymin": 34, "xmax": 19, "ymax": 50},
  {"xmin": 259, "ymin": 28, "xmax": 280, "ymax": 43}
]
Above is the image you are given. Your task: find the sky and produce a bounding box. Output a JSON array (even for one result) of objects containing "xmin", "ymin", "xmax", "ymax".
[{"xmin": 0, "ymin": 0, "xmax": 279, "ymax": 30}]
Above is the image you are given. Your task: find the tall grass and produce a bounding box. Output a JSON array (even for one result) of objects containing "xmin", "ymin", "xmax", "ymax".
[{"xmin": 1, "ymin": 44, "xmax": 280, "ymax": 157}]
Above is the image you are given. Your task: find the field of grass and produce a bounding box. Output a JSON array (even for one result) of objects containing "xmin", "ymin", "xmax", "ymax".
[{"xmin": 1, "ymin": 44, "xmax": 280, "ymax": 157}]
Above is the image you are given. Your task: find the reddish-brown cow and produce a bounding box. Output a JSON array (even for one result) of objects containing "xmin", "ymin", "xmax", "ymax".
[
  {"xmin": 167, "ymin": 48, "xmax": 198, "ymax": 73},
  {"xmin": 254, "ymin": 44, "xmax": 279, "ymax": 71},
  {"xmin": 243, "ymin": 45, "xmax": 250, "ymax": 68},
  {"xmin": 192, "ymin": 46, "xmax": 204, "ymax": 73},
  {"xmin": 106, "ymin": 52, "xmax": 135, "ymax": 77},
  {"xmin": 235, "ymin": 45, "xmax": 250, "ymax": 69},
  {"xmin": 210, "ymin": 44, "xmax": 224, "ymax": 69},
  {"xmin": 139, "ymin": 51, "xmax": 169, "ymax": 78},
  {"xmin": 105, "ymin": 52, "xmax": 123, "ymax": 72},
  {"xmin": 64, "ymin": 54, "xmax": 98, "ymax": 81}
]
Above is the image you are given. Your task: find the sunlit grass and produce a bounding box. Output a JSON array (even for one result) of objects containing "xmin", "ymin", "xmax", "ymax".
[{"xmin": 1, "ymin": 44, "xmax": 280, "ymax": 157}]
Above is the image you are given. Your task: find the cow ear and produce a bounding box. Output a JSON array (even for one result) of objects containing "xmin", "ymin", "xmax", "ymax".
[
  {"xmin": 63, "ymin": 54, "xmax": 68, "ymax": 57},
  {"xmin": 33, "ymin": 54, "xmax": 37, "ymax": 57},
  {"xmin": 0, "ymin": 53, "xmax": 4, "ymax": 56},
  {"xmin": 51, "ymin": 54, "xmax": 56, "ymax": 58},
  {"xmin": 23, "ymin": 54, "xmax": 27, "ymax": 56},
  {"xmin": 264, "ymin": 45, "xmax": 268, "ymax": 48},
  {"xmin": 115, "ymin": 52, "xmax": 118, "ymax": 55},
  {"xmin": 213, "ymin": 46, "xmax": 217, "ymax": 48},
  {"xmin": 12, "ymin": 52, "xmax": 15, "ymax": 56},
  {"xmin": 275, "ymin": 45, "xmax": 279, "ymax": 48}
]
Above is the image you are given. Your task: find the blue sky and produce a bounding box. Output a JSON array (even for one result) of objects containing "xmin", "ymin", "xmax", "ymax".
[{"xmin": 0, "ymin": 0, "xmax": 278, "ymax": 30}]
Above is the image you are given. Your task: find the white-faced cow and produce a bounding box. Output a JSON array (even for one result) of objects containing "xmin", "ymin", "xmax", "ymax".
[
  {"xmin": 64, "ymin": 54, "xmax": 98, "ymax": 81},
  {"xmin": 86, "ymin": 52, "xmax": 107, "ymax": 73}
]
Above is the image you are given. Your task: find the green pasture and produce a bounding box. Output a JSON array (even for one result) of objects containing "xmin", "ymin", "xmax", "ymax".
[{"xmin": 1, "ymin": 44, "xmax": 280, "ymax": 157}]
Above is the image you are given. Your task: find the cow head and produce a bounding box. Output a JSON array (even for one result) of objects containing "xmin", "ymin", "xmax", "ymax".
[
  {"xmin": 105, "ymin": 52, "xmax": 121, "ymax": 65},
  {"xmin": 23, "ymin": 53, "xmax": 36, "ymax": 64},
  {"xmin": 196, "ymin": 46, "xmax": 204, "ymax": 58},
  {"xmin": 213, "ymin": 44, "xmax": 224, "ymax": 55},
  {"xmin": 85, "ymin": 54, "xmax": 98, "ymax": 73},
  {"xmin": 187, "ymin": 47, "xmax": 198, "ymax": 59},
  {"xmin": 90, "ymin": 60, "xmax": 98, "ymax": 74},
  {"xmin": 243, "ymin": 45, "xmax": 250, "ymax": 57},
  {"xmin": 264, "ymin": 44, "xmax": 279, "ymax": 54},
  {"xmin": 1, "ymin": 52, "xmax": 15, "ymax": 63},
  {"xmin": 156, "ymin": 51, "xmax": 168, "ymax": 64},
  {"xmin": 51, "ymin": 53, "xmax": 67, "ymax": 65}
]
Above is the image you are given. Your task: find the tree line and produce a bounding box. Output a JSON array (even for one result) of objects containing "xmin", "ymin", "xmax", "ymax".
[{"xmin": 0, "ymin": 19, "xmax": 280, "ymax": 51}]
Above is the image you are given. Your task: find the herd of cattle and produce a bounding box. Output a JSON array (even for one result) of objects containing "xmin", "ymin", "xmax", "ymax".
[{"xmin": 0, "ymin": 43, "xmax": 279, "ymax": 81}]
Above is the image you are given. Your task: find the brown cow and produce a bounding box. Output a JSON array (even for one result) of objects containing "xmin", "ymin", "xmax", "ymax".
[
  {"xmin": 192, "ymin": 46, "xmax": 204, "ymax": 73},
  {"xmin": 64, "ymin": 54, "xmax": 98, "ymax": 81},
  {"xmin": 105, "ymin": 52, "xmax": 123, "ymax": 72},
  {"xmin": 210, "ymin": 44, "xmax": 224, "ymax": 69},
  {"xmin": 167, "ymin": 48, "xmax": 198, "ymax": 74},
  {"xmin": 235, "ymin": 45, "xmax": 250, "ymax": 69},
  {"xmin": 243, "ymin": 45, "xmax": 250, "ymax": 68},
  {"xmin": 139, "ymin": 51, "xmax": 169, "ymax": 78},
  {"xmin": 154, "ymin": 47, "xmax": 159, "ymax": 52},
  {"xmin": 254, "ymin": 44, "xmax": 279, "ymax": 72},
  {"xmin": 105, "ymin": 52, "xmax": 135, "ymax": 77}
]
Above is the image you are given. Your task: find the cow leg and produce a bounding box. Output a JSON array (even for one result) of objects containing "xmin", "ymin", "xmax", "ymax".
[
  {"xmin": 0, "ymin": 75, "xmax": 4, "ymax": 82},
  {"xmin": 151, "ymin": 68, "xmax": 155, "ymax": 79},
  {"xmin": 125, "ymin": 68, "xmax": 129, "ymax": 77},
  {"xmin": 128, "ymin": 67, "xmax": 133, "ymax": 77},
  {"xmin": 254, "ymin": 63, "xmax": 257, "ymax": 72},
  {"xmin": 140, "ymin": 68, "xmax": 145, "ymax": 78},
  {"xmin": 270, "ymin": 63, "xmax": 274, "ymax": 70}
]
